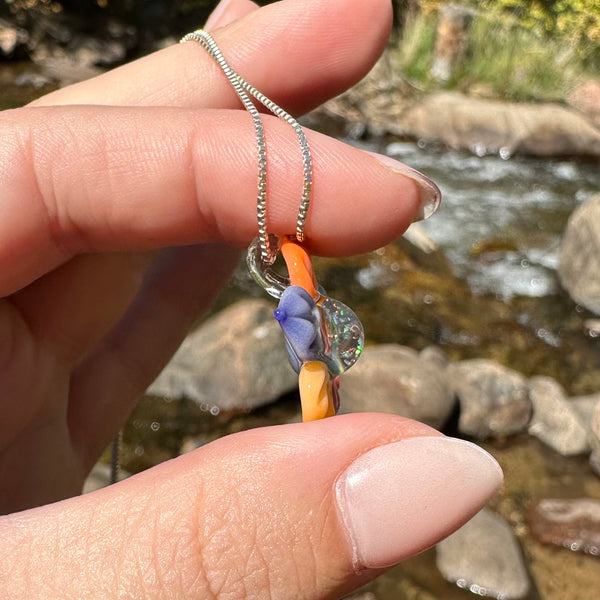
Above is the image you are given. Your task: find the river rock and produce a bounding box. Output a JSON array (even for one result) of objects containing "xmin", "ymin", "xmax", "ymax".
[
  {"xmin": 571, "ymin": 393, "xmax": 600, "ymax": 437},
  {"xmin": 147, "ymin": 299, "xmax": 297, "ymax": 413},
  {"xmin": 558, "ymin": 195, "xmax": 600, "ymax": 315},
  {"xmin": 592, "ymin": 402, "xmax": 600, "ymax": 476},
  {"xmin": 436, "ymin": 508, "xmax": 531, "ymax": 599},
  {"xmin": 527, "ymin": 376, "xmax": 590, "ymax": 456},
  {"xmin": 402, "ymin": 92, "xmax": 600, "ymax": 157},
  {"xmin": 448, "ymin": 359, "xmax": 531, "ymax": 439},
  {"xmin": 0, "ymin": 18, "xmax": 29, "ymax": 59},
  {"xmin": 529, "ymin": 498, "xmax": 600, "ymax": 557},
  {"xmin": 338, "ymin": 344, "xmax": 455, "ymax": 429},
  {"xmin": 568, "ymin": 79, "xmax": 600, "ymax": 129}
]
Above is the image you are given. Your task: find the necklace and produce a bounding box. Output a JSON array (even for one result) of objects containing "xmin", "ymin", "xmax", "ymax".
[{"xmin": 181, "ymin": 30, "xmax": 364, "ymax": 421}]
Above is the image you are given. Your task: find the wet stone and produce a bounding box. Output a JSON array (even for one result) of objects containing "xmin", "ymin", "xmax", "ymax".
[
  {"xmin": 558, "ymin": 194, "xmax": 600, "ymax": 315},
  {"xmin": 529, "ymin": 498, "xmax": 600, "ymax": 557},
  {"xmin": 448, "ymin": 359, "xmax": 531, "ymax": 439},
  {"xmin": 147, "ymin": 299, "xmax": 297, "ymax": 413},
  {"xmin": 528, "ymin": 376, "xmax": 591, "ymax": 457},
  {"xmin": 339, "ymin": 344, "xmax": 455, "ymax": 429},
  {"xmin": 436, "ymin": 508, "xmax": 531, "ymax": 599}
]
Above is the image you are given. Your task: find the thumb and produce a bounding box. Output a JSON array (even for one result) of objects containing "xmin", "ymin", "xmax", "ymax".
[{"xmin": 0, "ymin": 414, "xmax": 502, "ymax": 599}]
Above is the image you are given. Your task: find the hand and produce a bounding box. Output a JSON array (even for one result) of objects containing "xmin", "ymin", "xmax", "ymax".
[{"xmin": 0, "ymin": 1, "xmax": 502, "ymax": 598}]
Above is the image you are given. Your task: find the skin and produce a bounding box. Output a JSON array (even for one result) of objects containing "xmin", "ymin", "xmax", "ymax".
[{"xmin": 0, "ymin": 1, "xmax": 449, "ymax": 598}]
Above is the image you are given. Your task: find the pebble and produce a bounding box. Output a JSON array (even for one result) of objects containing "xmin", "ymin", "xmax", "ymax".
[
  {"xmin": 436, "ymin": 508, "xmax": 531, "ymax": 599},
  {"xmin": 529, "ymin": 498, "xmax": 600, "ymax": 557},
  {"xmin": 339, "ymin": 344, "xmax": 456, "ymax": 429},
  {"xmin": 147, "ymin": 299, "xmax": 297, "ymax": 413},
  {"xmin": 528, "ymin": 376, "xmax": 591, "ymax": 456},
  {"xmin": 448, "ymin": 359, "xmax": 531, "ymax": 439}
]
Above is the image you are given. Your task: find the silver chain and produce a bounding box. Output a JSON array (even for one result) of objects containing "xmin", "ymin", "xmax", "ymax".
[{"xmin": 180, "ymin": 30, "xmax": 313, "ymax": 265}]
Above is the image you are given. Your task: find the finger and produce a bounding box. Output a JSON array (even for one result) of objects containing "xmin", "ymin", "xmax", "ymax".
[
  {"xmin": 29, "ymin": 0, "xmax": 392, "ymax": 114},
  {"xmin": 68, "ymin": 244, "xmax": 241, "ymax": 464},
  {"xmin": 0, "ymin": 414, "xmax": 503, "ymax": 600},
  {"xmin": 205, "ymin": 0, "xmax": 259, "ymax": 31},
  {"xmin": 0, "ymin": 105, "xmax": 428, "ymax": 296},
  {"xmin": 10, "ymin": 252, "xmax": 156, "ymax": 366}
]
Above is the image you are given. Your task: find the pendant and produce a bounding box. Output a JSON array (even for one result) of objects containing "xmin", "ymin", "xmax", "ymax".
[{"xmin": 247, "ymin": 237, "xmax": 364, "ymax": 421}]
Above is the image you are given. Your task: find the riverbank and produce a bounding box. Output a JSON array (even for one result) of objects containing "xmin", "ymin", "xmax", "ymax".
[{"xmin": 314, "ymin": 51, "xmax": 600, "ymax": 159}]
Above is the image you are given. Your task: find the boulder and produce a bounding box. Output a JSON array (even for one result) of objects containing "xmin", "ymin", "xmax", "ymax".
[
  {"xmin": 436, "ymin": 508, "xmax": 531, "ymax": 599},
  {"xmin": 568, "ymin": 79, "xmax": 600, "ymax": 129},
  {"xmin": 402, "ymin": 92, "xmax": 600, "ymax": 157},
  {"xmin": 529, "ymin": 498, "xmax": 600, "ymax": 556},
  {"xmin": 527, "ymin": 377, "xmax": 590, "ymax": 456},
  {"xmin": 147, "ymin": 299, "xmax": 297, "ymax": 413},
  {"xmin": 558, "ymin": 195, "xmax": 600, "ymax": 315},
  {"xmin": 0, "ymin": 18, "xmax": 29, "ymax": 60},
  {"xmin": 592, "ymin": 402, "xmax": 600, "ymax": 476},
  {"xmin": 448, "ymin": 359, "xmax": 531, "ymax": 439},
  {"xmin": 338, "ymin": 344, "xmax": 455, "ymax": 429}
]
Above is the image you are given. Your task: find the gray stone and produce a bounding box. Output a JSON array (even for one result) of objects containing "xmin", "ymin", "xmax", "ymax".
[
  {"xmin": 402, "ymin": 92, "xmax": 600, "ymax": 157},
  {"xmin": 558, "ymin": 195, "xmax": 600, "ymax": 315},
  {"xmin": 528, "ymin": 376, "xmax": 591, "ymax": 456},
  {"xmin": 448, "ymin": 359, "xmax": 531, "ymax": 439},
  {"xmin": 568, "ymin": 79, "xmax": 600, "ymax": 129},
  {"xmin": 571, "ymin": 392, "xmax": 600, "ymax": 442},
  {"xmin": 0, "ymin": 18, "xmax": 28, "ymax": 59},
  {"xmin": 339, "ymin": 344, "xmax": 455, "ymax": 429},
  {"xmin": 529, "ymin": 498, "xmax": 600, "ymax": 557},
  {"xmin": 147, "ymin": 299, "xmax": 297, "ymax": 413},
  {"xmin": 436, "ymin": 508, "xmax": 531, "ymax": 599}
]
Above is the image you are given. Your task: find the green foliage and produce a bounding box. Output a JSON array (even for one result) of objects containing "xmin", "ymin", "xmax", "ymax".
[
  {"xmin": 393, "ymin": 12, "xmax": 437, "ymax": 82},
  {"xmin": 392, "ymin": 0, "xmax": 599, "ymax": 102}
]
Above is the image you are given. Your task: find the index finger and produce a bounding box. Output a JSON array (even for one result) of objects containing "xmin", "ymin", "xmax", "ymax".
[{"xmin": 0, "ymin": 105, "xmax": 435, "ymax": 296}]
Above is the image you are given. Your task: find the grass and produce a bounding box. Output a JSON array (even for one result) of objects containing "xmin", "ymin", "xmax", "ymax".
[{"xmin": 391, "ymin": 8, "xmax": 595, "ymax": 103}]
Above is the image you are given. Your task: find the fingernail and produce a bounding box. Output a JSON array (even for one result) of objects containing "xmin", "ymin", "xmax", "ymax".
[
  {"xmin": 369, "ymin": 151, "xmax": 441, "ymax": 221},
  {"xmin": 205, "ymin": 0, "xmax": 233, "ymax": 30},
  {"xmin": 335, "ymin": 436, "xmax": 503, "ymax": 570}
]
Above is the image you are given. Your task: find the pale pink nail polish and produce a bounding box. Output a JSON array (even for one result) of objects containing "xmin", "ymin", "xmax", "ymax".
[
  {"xmin": 205, "ymin": 0, "xmax": 234, "ymax": 30},
  {"xmin": 335, "ymin": 436, "xmax": 503, "ymax": 570},
  {"xmin": 368, "ymin": 151, "xmax": 441, "ymax": 221}
]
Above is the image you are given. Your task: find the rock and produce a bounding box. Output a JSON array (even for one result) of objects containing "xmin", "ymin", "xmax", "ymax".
[
  {"xmin": 419, "ymin": 345, "xmax": 449, "ymax": 370},
  {"xmin": 568, "ymin": 79, "xmax": 600, "ymax": 129},
  {"xmin": 338, "ymin": 344, "xmax": 455, "ymax": 429},
  {"xmin": 431, "ymin": 4, "xmax": 475, "ymax": 82},
  {"xmin": 592, "ymin": 403, "xmax": 600, "ymax": 476},
  {"xmin": 436, "ymin": 508, "xmax": 531, "ymax": 599},
  {"xmin": 0, "ymin": 18, "xmax": 29, "ymax": 60},
  {"xmin": 571, "ymin": 392, "xmax": 600, "ymax": 439},
  {"xmin": 584, "ymin": 319, "xmax": 600, "ymax": 337},
  {"xmin": 147, "ymin": 299, "xmax": 297, "ymax": 413},
  {"xmin": 527, "ymin": 376, "xmax": 590, "ymax": 456},
  {"xmin": 448, "ymin": 359, "xmax": 531, "ymax": 439},
  {"xmin": 402, "ymin": 92, "xmax": 600, "ymax": 157},
  {"xmin": 558, "ymin": 195, "xmax": 600, "ymax": 315},
  {"xmin": 529, "ymin": 498, "xmax": 600, "ymax": 557}
]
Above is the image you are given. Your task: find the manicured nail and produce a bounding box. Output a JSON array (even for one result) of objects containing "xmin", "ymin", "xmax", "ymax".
[
  {"xmin": 205, "ymin": 0, "xmax": 233, "ymax": 30},
  {"xmin": 369, "ymin": 151, "xmax": 441, "ymax": 221},
  {"xmin": 335, "ymin": 436, "xmax": 503, "ymax": 570}
]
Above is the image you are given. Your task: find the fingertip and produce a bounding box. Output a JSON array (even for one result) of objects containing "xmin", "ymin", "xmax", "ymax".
[{"xmin": 205, "ymin": 0, "xmax": 259, "ymax": 31}]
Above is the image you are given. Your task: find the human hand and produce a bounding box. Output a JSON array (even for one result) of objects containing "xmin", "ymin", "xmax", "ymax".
[{"xmin": 0, "ymin": 0, "xmax": 502, "ymax": 597}]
